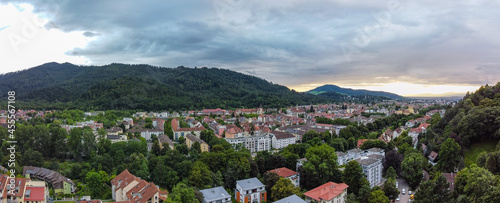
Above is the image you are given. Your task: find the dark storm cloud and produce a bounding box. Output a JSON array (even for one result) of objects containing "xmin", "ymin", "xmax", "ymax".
[{"xmin": 3, "ymin": 0, "xmax": 500, "ymax": 90}]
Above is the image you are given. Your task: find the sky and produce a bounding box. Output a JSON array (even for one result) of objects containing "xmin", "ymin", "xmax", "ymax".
[{"xmin": 1, "ymin": 0, "xmax": 499, "ymax": 96}]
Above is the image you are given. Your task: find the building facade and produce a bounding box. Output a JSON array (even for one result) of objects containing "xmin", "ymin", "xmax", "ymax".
[{"xmin": 235, "ymin": 178, "xmax": 267, "ymax": 203}]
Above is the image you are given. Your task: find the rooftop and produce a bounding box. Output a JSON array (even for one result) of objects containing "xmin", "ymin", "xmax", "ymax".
[
  {"xmin": 267, "ymin": 167, "xmax": 298, "ymax": 178},
  {"xmin": 304, "ymin": 182, "xmax": 349, "ymax": 201},
  {"xmin": 273, "ymin": 194, "xmax": 307, "ymax": 203},
  {"xmin": 236, "ymin": 177, "xmax": 264, "ymax": 190},
  {"xmin": 200, "ymin": 186, "xmax": 230, "ymax": 201}
]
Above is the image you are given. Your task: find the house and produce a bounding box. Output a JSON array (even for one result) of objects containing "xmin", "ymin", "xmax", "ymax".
[
  {"xmin": 442, "ymin": 173, "xmax": 456, "ymax": 190},
  {"xmin": 267, "ymin": 167, "xmax": 300, "ymax": 187},
  {"xmin": 107, "ymin": 135, "xmax": 128, "ymax": 143},
  {"xmin": 60, "ymin": 120, "xmax": 104, "ymax": 133},
  {"xmin": 273, "ymin": 194, "xmax": 307, "ymax": 203},
  {"xmin": 106, "ymin": 127, "xmax": 124, "ymax": 135},
  {"xmin": 171, "ymin": 118, "xmax": 206, "ymax": 140},
  {"xmin": 405, "ymin": 120, "xmax": 416, "ymax": 128},
  {"xmin": 185, "ymin": 133, "xmax": 209, "ymax": 152},
  {"xmin": 393, "ymin": 127, "xmax": 404, "ymax": 139},
  {"xmin": 200, "ymin": 186, "xmax": 231, "ymax": 203},
  {"xmin": 235, "ymin": 178, "xmax": 267, "ymax": 203},
  {"xmin": 271, "ymin": 131, "xmax": 296, "ymax": 149},
  {"xmin": 0, "ymin": 175, "xmax": 48, "ymax": 203},
  {"xmin": 23, "ymin": 166, "xmax": 75, "ymax": 194},
  {"xmin": 111, "ymin": 169, "xmax": 163, "ymax": 203},
  {"xmin": 25, "ymin": 185, "xmax": 47, "ymax": 203},
  {"xmin": 304, "ymin": 182, "xmax": 348, "ymax": 203},
  {"xmin": 158, "ymin": 134, "xmax": 175, "ymax": 150},
  {"xmin": 428, "ymin": 151, "xmax": 438, "ymax": 163}
]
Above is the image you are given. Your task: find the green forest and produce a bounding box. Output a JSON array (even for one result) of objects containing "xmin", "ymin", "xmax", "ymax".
[{"xmin": 0, "ymin": 62, "xmax": 394, "ymax": 111}]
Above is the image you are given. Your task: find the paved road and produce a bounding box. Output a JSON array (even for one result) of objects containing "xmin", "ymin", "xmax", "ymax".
[{"xmin": 396, "ymin": 177, "xmax": 412, "ymax": 203}]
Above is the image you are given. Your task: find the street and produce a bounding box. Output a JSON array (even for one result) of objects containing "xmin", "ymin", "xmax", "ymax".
[{"xmin": 396, "ymin": 177, "xmax": 411, "ymax": 203}]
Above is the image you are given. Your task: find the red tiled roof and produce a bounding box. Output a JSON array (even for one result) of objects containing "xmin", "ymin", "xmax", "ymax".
[
  {"xmin": 357, "ymin": 139, "xmax": 374, "ymax": 148},
  {"xmin": 267, "ymin": 167, "xmax": 298, "ymax": 178},
  {"xmin": 304, "ymin": 182, "xmax": 349, "ymax": 201},
  {"xmin": 410, "ymin": 128, "xmax": 423, "ymax": 133},
  {"xmin": 25, "ymin": 186, "xmax": 45, "ymax": 201},
  {"xmin": 111, "ymin": 169, "xmax": 140, "ymax": 190},
  {"xmin": 442, "ymin": 173, "xmax": 456, "ymax": 190}
]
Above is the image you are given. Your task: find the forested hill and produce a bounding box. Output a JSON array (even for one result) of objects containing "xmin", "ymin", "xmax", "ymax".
[
  {"xmin": 0, "ymin": 62, "xmax": 331, "ymax": 111},
  {"xmin": 431, "ymin": 82, "xmax": 500, "ymax": 146},
  {"xmin": 307, "ymin": 84, "xmax": 404, "ymax": 100}
]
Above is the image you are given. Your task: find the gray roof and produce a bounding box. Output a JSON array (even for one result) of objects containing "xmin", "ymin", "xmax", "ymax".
[
  {"xmin": 200, "ymin": 186, "xmax": 230, "ymax": 201},
  {"xmin": 273, "ymin": 194, "xmax": 307, "ymax": 203},
  {"xmin": 367, "ymin": 154, "xmax": 384, "ymax": 160},
  {"xmin": 348, "ymin": 148, "xmax": 362, "ymax": 154},
  {"xmin": 367, "ymin": 148, "xmax": 384, "ymax": 153},
  {"xmin": 236, "ymin": 177, "xmax": 264, "ymax": 190},
  {"xmin": 336, "ymin": 152, "xmax": 347, "ymax": 157},
  {"xmin": 355, "ymin": 157, "xmax": 380, "ymax": 166}
]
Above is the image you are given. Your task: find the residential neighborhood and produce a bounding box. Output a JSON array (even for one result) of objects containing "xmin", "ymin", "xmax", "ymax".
[{"xmin": 0, "ymin": 97, "xmax": 486, "ymax": 203}]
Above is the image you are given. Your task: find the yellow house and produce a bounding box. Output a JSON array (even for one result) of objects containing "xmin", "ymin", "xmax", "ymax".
[{"xmin": 185, "ymin": 133, "xmax": 210, "ymax": 152}]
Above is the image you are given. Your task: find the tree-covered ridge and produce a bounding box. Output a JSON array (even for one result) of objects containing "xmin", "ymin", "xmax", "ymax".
[
  {"xmin": 0, "ymin": 62, "xmax": 330, "ymax": 110},
  {"xmin": 432, "ymin": 82, "xmax": 500, "ymax": 146}
]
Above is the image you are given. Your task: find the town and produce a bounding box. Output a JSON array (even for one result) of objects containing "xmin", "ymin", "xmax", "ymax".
[{"xmin": 0, "ymin": 98, "xmax": 457, "ymax": 203}]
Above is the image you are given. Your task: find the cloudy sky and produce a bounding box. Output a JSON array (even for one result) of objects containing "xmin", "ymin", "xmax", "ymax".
[{"xmin": 1, "ymin": 0, "xmax": 499, "ymax": 96}]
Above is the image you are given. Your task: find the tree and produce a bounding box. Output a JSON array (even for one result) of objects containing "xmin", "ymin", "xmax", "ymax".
[
  {"xmin": 303, "ymin": 144, "xmax": 341, "ymax": 188},
  {"xmin": 188, "ymin": 161, "xmax": 213, "ymax": 189},
  {"xmin": 385, "ymin": 166, "xmax": 397, "ymax": 179},
  {"xmin": 384, "ymin": 150, "xmax": 403, "ymax": 175},
  {"xmin": 437, "ymin": 138, "xmax": 462, "ymax": 172},
  {"xmin": 401, "ymin": 153, "xmax": 425, "ymax": 188},
  {"xmin": 68, "ymin": 127, "xmax": 83, "ymax": 160},
  {"xmin": 368, "ymin": 189, "xmax": 390, "ymax": 203},
  {"xmin": 455, "ymin": 164, "xmax": 497, "ymax": 202},
  {"xmin": 21, "ymin": 149, "xmax": 44, "ymax": 167},
  {"xmin": 192, "ymin": 141, "xmax": 202, "ymax": 153},
  {"xmin": 85, "ymin": 170, "xmax": 108, "ymax": 198},
  {"xmin": 413, "ymin": 180, "xmax": 436, "ymax": 203},
  {"xmin": 152, "ymin": 140, "xmax": 162, "ymax": 156},
  {"xmin": 136, "ymin": 160, "xmax": 149, "ymax": 180},
  {"xmin": 342, "ymin": 161, "xmax": 368, "ymax": 195},
  {"xmin": 167, "ymin": 182, "xmax": 199, "ymax": 203},
  {"xmin": 82, "ymin": 127, "xmax": 97, "ymax": 159},
  {"xmin": 382, "ymin": 178, "xmax": 399, "ymax": 200},
  {"xmin": 302, "ymin": 130, "xmax": 320, "ymax": 143},
  {"xmin": 271, "ymin": 178, "xmax": 301, "ymax": 201},
  {"xmin": 413, "ymin": 174, "xmax": 452, "ymax": 203},
  {"xmin": 263, "ymin": 172, "xmax": 281, "ymax": 199},
  {"xmin": 50, "ymin": 126, "xmax": 68, "ymax": 159}
]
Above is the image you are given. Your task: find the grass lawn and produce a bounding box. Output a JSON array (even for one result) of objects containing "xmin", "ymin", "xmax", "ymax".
[{"xmin": 464, "ymin": 140, "xmax": 497, "ymax": 167}]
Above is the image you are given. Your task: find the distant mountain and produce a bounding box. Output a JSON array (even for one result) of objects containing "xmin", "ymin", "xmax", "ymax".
[
  {"xmin": 0, "ymin": 62, "xmax": 330, "ymax": 111},
  {"xmin": 307, "ymin": 84, "xmax": 404, "ymax": 100}
]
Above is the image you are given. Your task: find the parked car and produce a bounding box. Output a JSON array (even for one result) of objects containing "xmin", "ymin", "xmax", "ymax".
[
  {"xmin": 409, "ymin": 190, "xmax": 412, "ymax": 195},
  {"xmin": 396, "ymin": 181, "xmax": 399, "ymax": 188}
]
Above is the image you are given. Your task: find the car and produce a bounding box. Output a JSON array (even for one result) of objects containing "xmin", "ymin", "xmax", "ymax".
[
  {"xmin": 402, "ymin": 189, "xmax": 405, "ymax": 194},
  {"xmin": 396, "ymin": 181, "xmax": 399, "ymax": 188},
  {"xmin": 409, "ymin": 191, "xmax": 412, "ymax": 195},
  {"xmin": 396, "ymin": 197, "xmax": 400, "ymax": 201}
]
